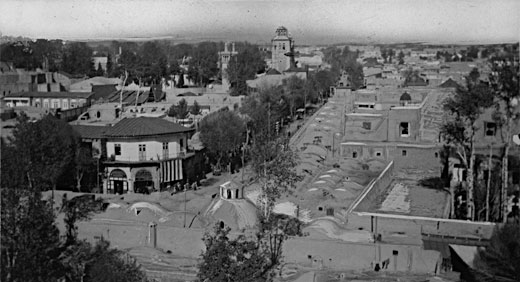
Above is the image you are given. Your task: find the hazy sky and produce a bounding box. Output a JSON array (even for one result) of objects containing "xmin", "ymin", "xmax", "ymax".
[{"xmin": 1, "ymin": 0, "xmax": 518, "ymax": 44}]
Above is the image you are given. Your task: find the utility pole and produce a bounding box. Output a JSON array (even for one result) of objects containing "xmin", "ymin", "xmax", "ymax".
[
  {"xmin": 135, "ymin": 78, "xmax": 142, "ymax": 108},
  {"xmin": 268, "ymin": 102, "xmax": 271, "ymax": 141},
  {"xmin": 486, "ymin": 144, "xmax": 493, "ymax": 221},
  {"xmin": 96, "ymin": 156, "xmax": 100, "ymax": 192},
  {"xmin": 120, "ymin": 71, "xmax": 128, "ymax": 112},
  {"xmin": 183, "ymin": 183, "xmax": 187, "ymax": 228}
]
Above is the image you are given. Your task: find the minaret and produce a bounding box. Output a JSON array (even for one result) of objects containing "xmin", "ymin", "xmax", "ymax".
[
  {"xmin": 271, "ymin": 26, "xmax": 293, "ymax": 73},
  {"xmin": 218, "ymin": 42, "xmax": 238, "ymax": 92}
]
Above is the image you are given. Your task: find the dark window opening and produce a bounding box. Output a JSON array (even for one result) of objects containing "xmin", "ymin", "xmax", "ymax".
[
  {"xmin": 485, "ymin": 122, "xmax": 497, "ymax": 136},
  {"xmin": 353, "ymin": 151, "xmax": 358, "ymax": 158},
  {"xmin": 400, "ymin": 122, "xmax": 410, "ymax": 136},
  {"xmin": 402, "ymin": 150, "xmax": 407, "ymax": 156},
  {"xmin": 114, "ymin": 144, "xmax": 121, "ymax": 156},
  {"xmin": 139, "ymin": 144, "xmax": 146, "ymax": 161},
  {"xmin": 362, "ymin": 122, "xmax": 371, "ymax": 130}
]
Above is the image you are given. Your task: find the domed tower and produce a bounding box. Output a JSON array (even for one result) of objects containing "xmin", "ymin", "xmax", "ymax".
[{"xmin": 271, "ymin": 26, "xmax": 294, "ymax": 73}]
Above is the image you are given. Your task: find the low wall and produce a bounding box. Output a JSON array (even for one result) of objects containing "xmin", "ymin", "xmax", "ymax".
[
  {"xmin": 346, "ymin": 212, "xmax": 496, "ymax": 243},
  {"xmin": 348, "ymin": 161, "xmax": 394, "ymax": 213},
  {"xmin": 78, "ymin": 219, "xmax": 206, "ymax": 258},
  {"xmin": 77, "ymin": 218, "xmax": 442, "ymax": 274},
  {"xmin": 283, "ymin": 237, "xmax": 441, "ymax": 273},
  {"xmin": 57, "ymin": 105, "xmax": 89, "ymax": 121}
]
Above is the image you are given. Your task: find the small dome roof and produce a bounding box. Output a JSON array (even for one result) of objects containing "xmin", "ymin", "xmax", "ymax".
[
  {"xmin": 276, "ymin": 26, "xmax": 288, "ymax": 34},
  {"xmin": 204, "ymin": 198, "xmax": 258, "ymax": 230},
  {"xmin": 400, "ymin": 92, "xmax": 412, "ymax": 101}
]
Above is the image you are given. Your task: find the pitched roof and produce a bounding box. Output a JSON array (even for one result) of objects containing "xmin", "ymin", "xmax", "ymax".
[
  {"xmin": 71, "ymin": 125, "xmax": 110, "ymax": 139},
  {"xmin": 91, "ymin": 84, "xmax": 118, "ymax": 101},
  {"xmin": 5, "ymin": 91, "xmax": 93, "ymax": 99},
  {"xmin": 266, "ymin": 68, "xmax": 282, "ymax": 75},
  {"xmin": 70, "ymin": 76, "xmax": 122, "ymax": 91},
  {"xmin": 105, "ymin": 117, "xmax": 193, "ymax": 138},
  {"xmin": 404, "ymin": 74, "xmax": 428, "ymax": 86},
  {"xmin": 439, "ymin": 78, "xmax": 461, "ymax": 88},
  {"xmin": 105, "ymin": 90, "xmax": 150, "ymax": 105}
]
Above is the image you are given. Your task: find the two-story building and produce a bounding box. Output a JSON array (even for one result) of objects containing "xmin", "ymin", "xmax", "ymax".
[
  {"xmin": 339, "ymin": 88, "xmax": 449, "ymax": 172},
  {"xmin": 102, "ymin": 117, "xmax": 194, "ymax": 194},
  {"xmin": 3, "ymin": 91, "xmax": 92, "ymax": 109}
]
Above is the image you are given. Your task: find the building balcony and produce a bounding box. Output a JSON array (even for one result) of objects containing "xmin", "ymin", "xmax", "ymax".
[{"xmin": 105, "ymin": 151, "xmax": 194, "ymax": 164}]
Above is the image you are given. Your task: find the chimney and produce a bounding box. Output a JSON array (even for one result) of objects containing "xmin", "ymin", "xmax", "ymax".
[
  {"xmin": 224, "ymin": 42, "xmax": 228, "ymax": 52},
  {"xmin": 232, "ymin": 42, "xmax": 236, "ymax": 53}
]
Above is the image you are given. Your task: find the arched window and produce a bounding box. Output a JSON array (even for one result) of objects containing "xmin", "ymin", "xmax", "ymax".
[
  {"xmin": 236, "ymin": 189, "xmax": 239, "ymax": 199},
  {"xmin": 227, "ymin": 189, "xmax": 231, "ymax": 199},
  {"xmin": 110, "ymin": 169, "xmax": 127, "ymax": 179},
  {"xmin": 96, "ymin": 111, "xmax": 101, "ymax": 118}
]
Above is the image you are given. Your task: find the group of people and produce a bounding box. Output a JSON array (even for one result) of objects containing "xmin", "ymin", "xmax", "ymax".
[{"xmin": 166, "ymin": 180, "xmax": 198, "ymax": 194}]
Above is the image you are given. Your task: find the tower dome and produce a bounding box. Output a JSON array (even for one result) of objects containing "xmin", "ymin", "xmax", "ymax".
[{"xmin": 275, "ymin": 26, "xmax": 288, "ymax": 37}]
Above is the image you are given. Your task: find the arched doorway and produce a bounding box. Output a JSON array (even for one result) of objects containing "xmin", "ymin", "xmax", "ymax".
[
  {"xmin": 109, "ymin": 169, "xmax": 127, "ymax": 194},
  {"xmin": 134, "ymin": 169, "xmax": 153, "ymax": 194}
]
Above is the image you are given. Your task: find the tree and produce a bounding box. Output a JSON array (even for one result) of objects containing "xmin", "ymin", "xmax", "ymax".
[
  {"xmin": 199, "ymin": 111, "xmax": 246, "ymax": 170},
  {"xmin": 472, "ymin": 223, "xmax": 520, "ymax": 281},
  {"xmin": 167, "ymin": 104, "xmax": 178, "ymax": 118},
  {"xmin": 282, "ymin": 75, "xmax": 306, "ymax": 117},
  {"xmin": 313, "ymin": 70, "xmax": 336, "ymax": 100},
  {"xmin": 74, "ymin": 145, "xmax": 99, "ymax": 192},
  {"xmin": 250, "ymin": 135, "xmax": 300, "ymax": 221},
  {"xmin": 95, "ymin": 62, "xmax": 104, "ymax": 76},
  {"xmin": 240, "ymin": 86, "xmax": 289, "ymax": 137},
  {"xmin": 190, "ymin": 100, "xmax": 201, "ymax": 115},
  {"xmin": 83, "ymin": 239, "xmax": 149, "ymax": 282},
  {"xmin": 62, "ymin": 42, "xmax": 95, "ymax": 77},
  {"xmin": 198, "ymin": 216, "xmax": 302, "ymax": 282},
  {"xmin": 398, "ymin": 51, "xmax": 405, "ymax": 65},
  {"xmin": 441, "ymin": 72, "xmax": 494, "ymax": 220},
  {"xmin": 381, "ymin": 48, "xmax": 388, "ymax": 63},
  {"xmin": 137, "ymin": 41, "xmax": 168, "ymax": 85},
  {"xmin": 467, "ymin": 46, "xmax": 480, "ymax": 59},
  {"xmin": 188, "ymin": 42, "xmax": 219, "ymax": 86},
  {"xmin": 4, "ymin": 114, "xmax": 78, "ymax": 192},
  {"xmin": 198, "ymin": 224, "xmax": 271, "ymax": 282},
  {"xmin": 489, "ymin": 57, "xmax": 519, "ymax": 222},
  {"xmin": 322, "ymin": 46, "xmax": 364, "ymax": 90},
  {"xmin": 176, "ymin": 98, "xmax": 189, "ymax": 119},
  {"xmin": 387, "ymin": 48, "xmax": 395, "ymax": 63},
  {"xmin": 1, "ymin": 188, "xmax": 64, "ymax": 281},
  {"xmin": 227, "ymin": 42, "xmax": 267, "ymax": 96},
  {"xmin": 61, "ymin": 194, "xmax": 104, "ymax": 244},
  {"xmin": 106, "ymin": 53, "xmax": 114, "ymax": 76},
  {"xmin": 176, "ymin": 71, "xmax": 185, "ymax": 88},
  {"xmin": 469, "ymin": 67, "xmax": 480, "ymax": 83}
]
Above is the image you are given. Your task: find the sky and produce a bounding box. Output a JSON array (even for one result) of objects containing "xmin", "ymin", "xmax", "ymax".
[{"xmin": 0, "ymin": 0, "xmax": 518, "ymax": 44}]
